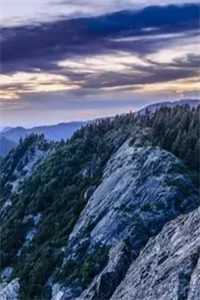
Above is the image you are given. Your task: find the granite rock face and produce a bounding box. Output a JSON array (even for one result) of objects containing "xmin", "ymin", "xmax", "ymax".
[
  {"xmin": 0, "ymin": 135, "xmax": 50, "ymax": 217},
  {"xmin": 67, "ymin": 141, "xmax": 198, "ymax": 255},
  {"xmin": 52, "ymin": 140, "xmax": 199, "ymax": 299},
  {"xmin": 1, "ymin": 136, "xmax": 199, "ymax": 299},
  {"xmin": 0, "ymin": 279, "xmax": 19, "ymax": 300},
  {"xmin": 112, "ymin": 207, "xmax": 200, "ymax": 300}
]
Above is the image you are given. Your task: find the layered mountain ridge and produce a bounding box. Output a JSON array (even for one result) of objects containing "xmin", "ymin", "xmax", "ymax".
[
  {"xmin": 0, "ymin": 122, "xmax": 84, "ymax": 157},
  {"xmin": 0, "ymin": 102, "xmax": 199, "ymax": 299},
  {"xmin": 1, "ymin": 99, "xmax": 199, "ymax": 158}
]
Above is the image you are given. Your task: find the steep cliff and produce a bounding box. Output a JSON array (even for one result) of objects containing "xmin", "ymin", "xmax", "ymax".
[
  {"xmin": 112, "ymin": 207, "xmax": 200, "ymax": 300},
  {"xmin": 0, "ymin": 105, "xmax": 199, "ymax": 299},
  {"xmin": 55, "ymin": 140, "xmax": 198, "ymax": 300}
]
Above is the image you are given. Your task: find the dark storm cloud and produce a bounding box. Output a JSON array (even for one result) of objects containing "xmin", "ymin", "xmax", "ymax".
[{"xmin": 1, "ymin": 4, "xmax": 199, "ymax": 73}]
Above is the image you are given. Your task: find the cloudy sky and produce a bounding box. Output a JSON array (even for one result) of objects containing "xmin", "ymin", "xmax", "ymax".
[{"xmin": 0, "ymin": 1, "xmax": 200, "ymax": 127}]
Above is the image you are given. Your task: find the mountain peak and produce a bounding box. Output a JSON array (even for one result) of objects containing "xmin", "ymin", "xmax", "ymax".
[{"xmin": 138, "ymin": 99, "xmax": 200, "ymax": 115}]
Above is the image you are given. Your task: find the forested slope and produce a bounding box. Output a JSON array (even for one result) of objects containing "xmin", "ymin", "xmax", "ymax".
[{"xmin": 0, "ymin": 104, "xmax": 199, "ymax": 300}]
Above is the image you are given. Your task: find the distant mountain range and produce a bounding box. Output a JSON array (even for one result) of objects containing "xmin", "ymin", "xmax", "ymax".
[
  {"xmin": 0, "ymin": 99, "xmax": 199, "ymax": 158},
  {"xmin": 0, "ymin": 136, "xmax": 17, "ymax": 158},
  {"xmin": 138, "ymin": 99, "xmax": 200, "ymax": 116},
  {"xmin": 0, "ymin": 121, "xmax": 84, "ymax": 143},
  {"xmin": 0, "ymin": 122, "xmax": 84, "ymax": 157}
]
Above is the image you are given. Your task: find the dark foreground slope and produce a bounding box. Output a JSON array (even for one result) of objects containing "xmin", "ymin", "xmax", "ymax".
[{"xmin": 0, "ymin": 105, "xmax": 199, "ymax": 300}]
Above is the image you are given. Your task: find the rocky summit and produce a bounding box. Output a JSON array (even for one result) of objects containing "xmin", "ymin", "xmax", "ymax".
[{"xmin": 0, "ymin": 104, "xmax": 200, "ymax": 299}]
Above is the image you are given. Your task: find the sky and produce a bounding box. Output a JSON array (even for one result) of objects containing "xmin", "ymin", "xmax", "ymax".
[{"xmin": 0, "ymin": 0, "xmax": 200, "ymax": 127}]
